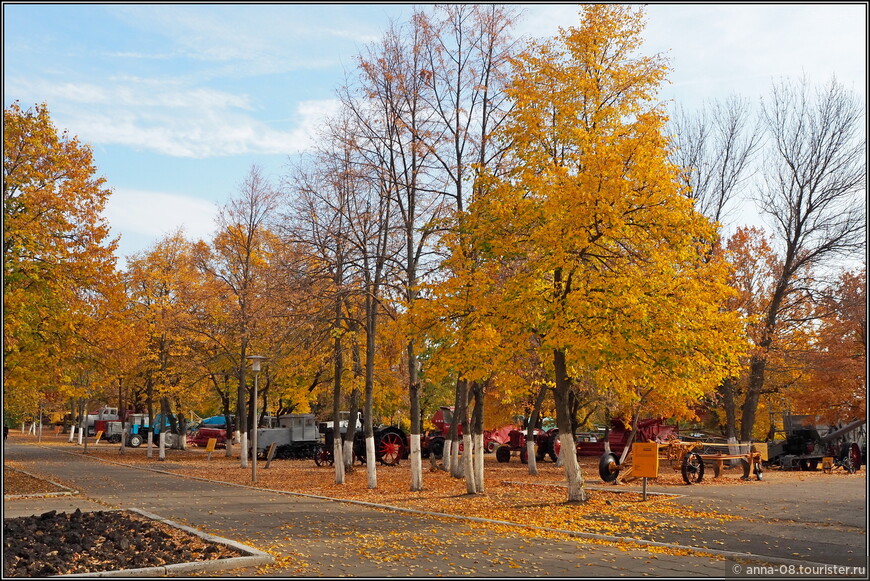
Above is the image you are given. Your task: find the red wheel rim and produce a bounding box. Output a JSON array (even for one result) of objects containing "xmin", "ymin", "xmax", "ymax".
[{"xmin": 379, "ymin": 432, "xmax": 403, "ymax": 465}]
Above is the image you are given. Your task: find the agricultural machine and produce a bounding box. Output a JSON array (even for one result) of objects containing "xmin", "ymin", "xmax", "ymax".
[
  {"xmin": 317, "ymin": 412, "xmax": 408, "ymax": 467},
  {"xmin": 766, "ymin": 415, "xmax": 865, "ymax": 473},
  {"xmin": 424, "ymin": 406, "xmax": 523, "ymax": 459},
  {"xmin": 251, "ymin": 414, "xmax": 322, "ymax": 460},
  {"xmin": 93, "ymin": 411, "xmax": 177, "ymax": 448},
  {"xmin": 187, "ymin": 415, "xmax": 236, "ymax": 448},
  {"xmin": 495, "ymin": 426, "xmax": 558, "ymax": 463}
]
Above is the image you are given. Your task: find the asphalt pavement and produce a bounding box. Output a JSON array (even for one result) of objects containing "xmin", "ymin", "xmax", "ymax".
[{"xmin": 3, "ymin": 439, "xmax": 868, "ymax": 578}]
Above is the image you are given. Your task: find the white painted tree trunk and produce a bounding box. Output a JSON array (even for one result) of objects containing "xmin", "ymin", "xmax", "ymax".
[
  {"xmin": 463, "ymin": 433, "xmax": 476, "ymax": 493},
  {"xmin": 146, "ymin": 431, "xmax": 153, "ymax": 458},
  {"xmin": 343, "ymin": 438, "xmax": 355, "ymax": 468},
  {"xmin": 474, "ymin": 433, "xmax": 485, "ymax": 493},
  {"xmin": 68, "ymin": 425, "xmax": 76, "ymax": 443},
  {"xmin": 159, "ymin": 431, "xmax": 166, "ymax": 461},
  {"xmin": 409, "ymin": 434, "xmax": 423, "ymax": 491},
  {"xmin": 526, "ymin": 440, "xmax": 539, "ymax": 475},
  {"xmin": 78, "ymin": 425, "xmax": 83, "ymax": 446},
  {"xmin": 240, "ymin": 432, "xmax": 248, "ymax": 468},
  {"xmin": 442, "ymin": 440, "xmax": 452, "ymax": 472},
  {"xmin": 560, "ymin": 432, "xmax": 587, "ymax": 502},
  {"xmin": 333, "ymin": 437, "xmax": 345, "ymax": 484},
  {"xmin": 225, "ymin": 437, "xmax": 233, "ymax": 457},
  {"xmin": 451, "ymin": 439, "xmax": 463, "ymax": 478},
  {"xmin": 366, "ymin": 436, "xmax": 377, "ymax": 489},
  {"xmin": 119, "ymin": 427, "xmax": 127, "ymax": 455}
]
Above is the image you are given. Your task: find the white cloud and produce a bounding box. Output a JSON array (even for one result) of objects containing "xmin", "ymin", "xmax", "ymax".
[
  {"xmin": 104, "ymin": 188, "xmax": 217, "ymax": 244},
  {"xmin": 8, "ymin": 75, "xmax": 338, "ymax": 158}
]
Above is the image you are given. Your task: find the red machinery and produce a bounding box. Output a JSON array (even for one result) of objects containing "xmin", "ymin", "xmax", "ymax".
[{"xmin": 495, "ymin": 427, "xmax": 558, "ymax": 464}]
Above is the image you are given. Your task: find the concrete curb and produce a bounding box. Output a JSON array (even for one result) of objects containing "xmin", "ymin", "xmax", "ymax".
[{"xmin": 49, "ymin": 508, "xmax": 273, "ymax": 578}]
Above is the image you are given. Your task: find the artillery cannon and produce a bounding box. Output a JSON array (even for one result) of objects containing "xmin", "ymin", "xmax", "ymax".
[{"xmin": 767, "ymin": 415, "xmax": 865, "ymax": 473}]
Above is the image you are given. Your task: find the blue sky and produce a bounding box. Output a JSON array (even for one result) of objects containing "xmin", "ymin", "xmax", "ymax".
[{"xmin": 4, "ymin": 3, "xmax": 866, "ymax": 268}]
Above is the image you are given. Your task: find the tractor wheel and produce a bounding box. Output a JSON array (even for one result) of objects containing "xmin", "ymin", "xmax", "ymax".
[
  {"xmin": 547, "ymin": 429, "xmax": 559, "ymax": 462},
  {"xmin": 485, "ymin": 439, "xmax": 498, "ymax": 454},
  {"xmin": 520, "ymin": 446, "xmax": 528, "ymax": 464},
  {"xmin": 551, "ymin": 436, "xmax": 561, "ymax": 461},
  {"xmin": 314, "ymin": 447, "xmax": 334, "ymax": 467},
  {"xmin": 682, "ymin": 452, "xmax": 705, "ymax": 484},
  {"xmin": 377, "ymin": 431, "xmax": 404, "ymax": 466},
  {"xmin": 495, "ymin": 445, "xmax": 511, "ymax": 463},
  {"xmin": 128, "ymin": 433, "xmax": 143, "ymax": 448},
  {"xmin": 109, "ymin": 434, "xmax": 122, "ymax": 444},
  {"xmin": 599, "ymin": 452, "xmax": 620, "ymax": 483},
  {"xmin": 430, "ymin": 438, "xmax": 445, "ymax": 459}
]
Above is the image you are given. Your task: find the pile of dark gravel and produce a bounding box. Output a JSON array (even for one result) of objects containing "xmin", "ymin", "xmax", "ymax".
[{"xmin": 3, "ymin": 508, "xmax": 242, "ymax": 577}]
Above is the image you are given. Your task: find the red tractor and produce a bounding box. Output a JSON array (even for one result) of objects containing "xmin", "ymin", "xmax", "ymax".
[
  {"xmin": 423, "ymin": 406, "xmax": 521, "ymax": 458},
  {"xmin": 495, "ymin": 427, "xmax": 559, "ymax": 464}
]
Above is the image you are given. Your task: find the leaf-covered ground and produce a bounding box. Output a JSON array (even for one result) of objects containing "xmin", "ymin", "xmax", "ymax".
[{"xmin": 5, "ymin": 437, "xmax": 863, "ymax": 576}]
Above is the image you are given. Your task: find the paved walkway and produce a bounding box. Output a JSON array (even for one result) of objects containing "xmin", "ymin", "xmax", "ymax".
[{"xmin": 4, "ymin": 441, "xmax": 868, "ymax": 577}]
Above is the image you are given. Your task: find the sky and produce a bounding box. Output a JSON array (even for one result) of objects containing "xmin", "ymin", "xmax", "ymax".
[{"xmin": 3, "ymin": 3, "xmax": 867, "ymax": 269}]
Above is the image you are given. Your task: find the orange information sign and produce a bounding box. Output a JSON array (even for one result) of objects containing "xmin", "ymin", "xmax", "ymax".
[{"xmin": 632, "ymin": 442, "xmax": 659, "ymax": 478}]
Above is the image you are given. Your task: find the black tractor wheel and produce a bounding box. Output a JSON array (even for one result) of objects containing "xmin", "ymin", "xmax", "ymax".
[
  {"xmin": 430, "ymin": 437, "xmax": 445, "ymax": 459},
  {"xmin": 599, "ymin": 452, "xmax": 620, "ymax": 483},
  {"xmin": 681, "ymin": 452, "xmax": 705, "ymax": 484},
  {"xmin": 495, "ymin": 445, "xmax": 511, "ymax": 463}
]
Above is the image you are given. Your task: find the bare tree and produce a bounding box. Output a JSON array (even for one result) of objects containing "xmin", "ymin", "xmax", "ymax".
[
  {"xmin": 668, "ymin": 96, "xmax": 762, "ymax": 441},
  {"xmin": 418, "ymin": 4, "xmax": 518, "ymax": 491},
  {"xmin": 669, "ymin": 95, "xmax": 762, "ymax": 226},
  {"xmin": 195, "ymin": 164, "xmax": 280, "ymax": 468},
  {"xmin": 740, "ymin": 77, "xmax": 866, "ymax": 441}
]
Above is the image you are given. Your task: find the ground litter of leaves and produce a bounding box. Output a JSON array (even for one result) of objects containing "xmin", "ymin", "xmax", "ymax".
[{"xmin": 5, "ymin": 437, "xmax": 864, "ymax": 576}]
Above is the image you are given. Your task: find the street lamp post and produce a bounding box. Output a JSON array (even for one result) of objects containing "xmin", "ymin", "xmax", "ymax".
[{"xmin": 247, "ymin": 355, "xmax": 266, "ymax": 483}]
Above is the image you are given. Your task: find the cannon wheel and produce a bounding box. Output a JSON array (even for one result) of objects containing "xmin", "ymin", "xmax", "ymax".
[
  {"xmin": 681, "ymin": 452, "xmax": 705, "ymax": 484},
  {"xmin": 495, "ymin": 445, "xmax": 511, "ymax": 463},
  {"xmin": 844, "ymin": 442, "xmax": 862, "ymax": 474},
  {"xmin": 377, "ymin": 430, "xmax": 404, "ymax": 466},
  {"xmin": 742, "ymin": 458, "xmax": 764, "ymax": 480},
  {"xmin": 599, "ymin": 452, "xmax": 620, "ymax": 483}
]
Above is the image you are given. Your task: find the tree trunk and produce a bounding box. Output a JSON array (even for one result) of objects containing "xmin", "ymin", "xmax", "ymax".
[
  {"xmin": 525, "ymin": 384, "xmax": 548, "ymax": 476},
  {"xmin": 451, "ymin": 379, "xmax": 469, "ymax": 478},
  {"xmin": 332, "ymin": 330, "xmax": 345, "ymax": 485},
  {"xmin": 719, "ymin": 377, "xmax": 738, "ymax": 440},
  {"xmin": 740, "ymin": 354, "xmax": 767, "ymax": 442},
  {"xmin": 553, "ymin": 349, "xmax": 587, "ymax": 503},
  {"xmin": 471, "ymin": 381, "xmax": 485, "ymax": 493},
  {"xmin": 344, "ymin": 388, "xmax": 360, "ymax": 470},
  {"xmin": 409, "ymin": 345, "xmax": 423, "ymax": 491}
]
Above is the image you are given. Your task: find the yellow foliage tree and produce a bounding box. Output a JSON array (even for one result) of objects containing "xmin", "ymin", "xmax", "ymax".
[
  {"xmin": 4, "ymin": 102, "xmax": 119, "ymax": 423},
  {"xmin": 468, "ymin": 5, "xmax": 746, "ymax": 502}
]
